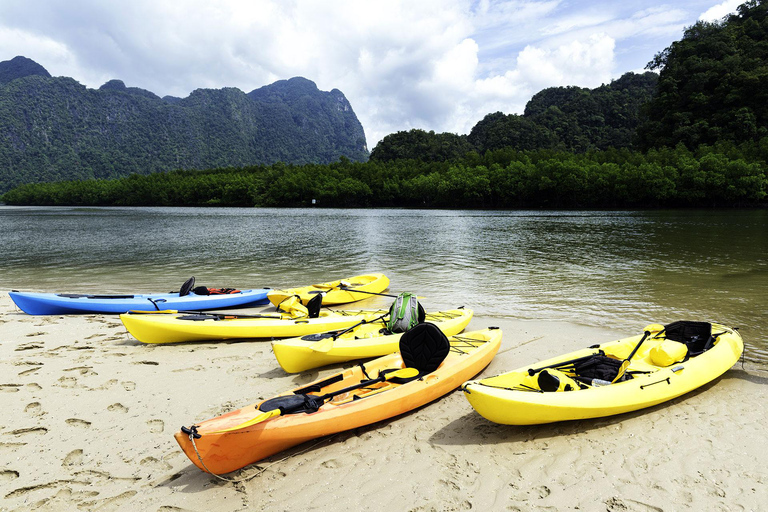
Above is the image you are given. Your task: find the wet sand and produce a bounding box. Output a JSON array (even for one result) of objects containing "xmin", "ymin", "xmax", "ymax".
[{"xmin": 1, "ymin": 293, "xmax": 766, "ymax": 511}]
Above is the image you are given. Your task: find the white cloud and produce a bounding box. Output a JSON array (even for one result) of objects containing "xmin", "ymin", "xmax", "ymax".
[
  {"xmin": 699, "ymin": 0, "xmax": 742, "ymax": 22},
  {"xmin": 0, "ymin": 1, "xmax": 724, "ymax": 148}
]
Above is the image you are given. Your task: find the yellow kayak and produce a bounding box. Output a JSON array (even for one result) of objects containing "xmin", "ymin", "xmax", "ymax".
[
  {"xmin": 272, "ymin": 308, "xmax": 474, "ymax": 372},
  {"xmin": 120, "ymin": 309, "xmax": 380, "ymax": 344},
  {"xmin": 462, "ymin": 321, "xmax": 743, "ymax": 425},
  {"xmin": 267, "ymin": 273, "xmax": 390, "ymax": 306}
]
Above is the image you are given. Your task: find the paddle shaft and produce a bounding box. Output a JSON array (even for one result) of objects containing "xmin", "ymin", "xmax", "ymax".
[
  {"xmin": 330, "ymin": 312, "xmax": 389, "ymax": 340},
  {"xmin": 315, "ymin": 369, "xmax": 413, "ymax": 402},
  {"xmin": 625, "ymin": 330, "xmax": 651, "ymax": 361},
  {"xmin": 208, "ymin": 367, "xmax": 418, "ymax": 433}
]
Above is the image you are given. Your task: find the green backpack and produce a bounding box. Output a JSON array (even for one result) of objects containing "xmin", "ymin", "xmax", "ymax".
[{"xmin": 386, "ymin": 292, "xmax": 425, "ymax": 333}]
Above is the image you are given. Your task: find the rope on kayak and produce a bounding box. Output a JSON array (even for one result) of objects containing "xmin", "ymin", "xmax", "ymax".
[
  {"xmin": 188, "ymin": 430, "xmax": 238, "ymax": 483},
  {"xmin": 187, "ymin": 429, "xmax": 340, "ymax": 484},
  {"xmin": 449, "ymin": 335, "xmax": 490, "ymax": 354}
]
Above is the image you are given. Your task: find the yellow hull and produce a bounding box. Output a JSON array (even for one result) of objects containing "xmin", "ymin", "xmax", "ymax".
[
  {"xmin": 462, "ymin": 322, "xmax": 743, "ymax": 425},
  {"xmin": 120, "ymin": 309, "xmax": 380, "ymax": 344},
  {"xmin": 272, "ymin": 308, "xmax": 474, "ymax": 372},
  {"xmin": 267, "ymin": 273, "xmax": 389, "ymax": 306}
]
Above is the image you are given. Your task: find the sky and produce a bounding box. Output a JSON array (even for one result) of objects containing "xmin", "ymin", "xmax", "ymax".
[{"xmin": 0, "ymin": 0, "xmax": 745, "ymax": 147}]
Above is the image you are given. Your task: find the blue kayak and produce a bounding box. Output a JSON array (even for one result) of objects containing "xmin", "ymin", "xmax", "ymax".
[{"xmin": 9, "ymin": 288, "xmax": 270, "ymax": 315}]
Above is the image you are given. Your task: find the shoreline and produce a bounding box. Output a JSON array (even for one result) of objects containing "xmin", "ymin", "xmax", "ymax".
[{"xmin": 1, "ymin": 293, "xmax": 766, "ymax": 511}]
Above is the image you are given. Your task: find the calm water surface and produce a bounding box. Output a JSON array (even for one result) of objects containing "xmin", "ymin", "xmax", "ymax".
[{"xmin": 2, "ymin": 206, "xmax": 766, "ymax": 364}]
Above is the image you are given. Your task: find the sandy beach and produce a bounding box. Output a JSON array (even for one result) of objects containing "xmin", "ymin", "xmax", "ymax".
[{"xmin": 1, "ymin": 292, "xmax": 766, "ymax": 511}]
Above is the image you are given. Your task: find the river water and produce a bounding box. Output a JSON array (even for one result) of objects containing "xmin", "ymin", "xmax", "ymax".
[{"xmin": 1, "ymin": 206, "xmax": 766, "ymax": 364}]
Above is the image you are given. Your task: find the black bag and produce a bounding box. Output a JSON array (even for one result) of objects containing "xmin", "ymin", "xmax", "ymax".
[{"xmin": 573, "ymin": 355, "xmax": 627, "ymax": 382}]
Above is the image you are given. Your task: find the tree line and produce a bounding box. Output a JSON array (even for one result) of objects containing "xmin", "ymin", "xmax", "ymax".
[{"xmin": 4, "ymin": 142, "xmax": 765, "ymax": 208}]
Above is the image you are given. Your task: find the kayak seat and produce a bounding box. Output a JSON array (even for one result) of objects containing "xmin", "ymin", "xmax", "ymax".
[
  {"xmin": 663, "ymin": 321, "xmax": 713, "ymax": 356},
  {"xmin": 572, "ymin": 354, "xmax": 630, "ymax": 383},
  {"xmin": 179, "ymin": 277, "xmax": 196, "ymax": 297},
  {"xmin": 397, "ymin": 322, "xmax": 450, "ymax": 382}
]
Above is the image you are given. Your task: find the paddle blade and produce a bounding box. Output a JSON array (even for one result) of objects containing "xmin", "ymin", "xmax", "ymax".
[
  {"xmin": 311, "ymin": 338, "xmax": 335, "ymax": 353},
  {"xmin": 613, "ymin": 360, "xmax": 630, "ymax": 383},
  {"xmin": 211, "ymin": 408, "xmax": 282, "ymax": 434},
  {"xmin": 388, "ymin": 367, "xmax": 419, "ymax": 380}
]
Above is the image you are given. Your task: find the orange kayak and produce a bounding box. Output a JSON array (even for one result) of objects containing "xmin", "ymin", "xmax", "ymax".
[{"xmin": 175, "ymin": 326, "xmax": 501, "ymax": 474}]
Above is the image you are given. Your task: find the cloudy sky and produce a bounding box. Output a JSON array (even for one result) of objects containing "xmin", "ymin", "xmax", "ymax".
[{"xmin": 0, "ymin": 0, "xmax": 744, "ymax": 147}]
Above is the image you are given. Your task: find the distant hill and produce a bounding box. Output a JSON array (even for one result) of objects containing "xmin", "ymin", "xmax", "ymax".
[
  {"xmin": 371, "ymin": 72, "xmax": 658, "ymax": 162},
  {"xmin": 468, "ymin": 72, "xmax": 659, "ymax": 154},
  {"xmin": 0, "ymin": 56, "xmax": 51, "ymax": 85},
  {"xmin": 0, "ymin": 57, "xmax": 368, "ymax": 193},
  {"xmin": 640, "ymin": 0, "xmax": 768, "ymax": 149}
]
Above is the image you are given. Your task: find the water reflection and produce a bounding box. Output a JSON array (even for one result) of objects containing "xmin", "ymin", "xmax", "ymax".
[{"xmin": 1, "ymin": 206, "xmax": 766, "ymax": 362}]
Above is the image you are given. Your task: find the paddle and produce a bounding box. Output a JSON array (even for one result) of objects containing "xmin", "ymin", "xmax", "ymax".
[
  {"xmin": 314, "ymin": 282, "xmax": 424, "ymax": 300},
  {"xmin": 611, "ymin": 324, "xmax": 666, "ymax": 382},
  {"xmin": 311, "ymin": 312, "xmax": 390, "ymax": 353},
  {"xmin": 527, "ymin": 324, "xmax": 666, "ymax": 387},
  {"xmin": 210, "ymin": 367, "xmax": 419, "ymax": 433}
]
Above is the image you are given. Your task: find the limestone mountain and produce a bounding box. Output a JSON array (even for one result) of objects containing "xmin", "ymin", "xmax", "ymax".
[{"xmin": 0, "ymin": 57, "xmax": 368, "ymax": 193}]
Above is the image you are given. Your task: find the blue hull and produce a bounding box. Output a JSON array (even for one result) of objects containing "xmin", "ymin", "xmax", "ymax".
[{"xmin": 9, "ymin": 289, "xmax": 270, "ymax": 315}]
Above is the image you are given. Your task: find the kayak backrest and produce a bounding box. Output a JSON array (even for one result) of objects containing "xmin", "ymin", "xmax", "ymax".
[
  {"xmin": 399, "ymin": 322, "xmax": 450, "ymax": 375},
  {"xmin": 179, "ymin": 277, "xmax": 196, "ymax": 296},
  {"xmin": 663, "ymin": 321, "xmax": 713, "ymax": 356},
  {"xmin": 306, "ymin": 293, "xmax": 323, "ymax": 318}
]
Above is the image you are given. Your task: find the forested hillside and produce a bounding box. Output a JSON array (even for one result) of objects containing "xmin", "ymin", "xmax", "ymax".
[
  {"xmin": 640, "ymin": 0, "xmax": 768, "ymax": 149},
  {"xmin": 371, "ymin": 71, "xmax": 658, "ymax": 162},
  {"xmin": 4, "ymin": 1, "xmax": 768, "ymax": 208},
  {"xmin": 0, "ymin": 58, "xmax": 368, "ymax": 193}
]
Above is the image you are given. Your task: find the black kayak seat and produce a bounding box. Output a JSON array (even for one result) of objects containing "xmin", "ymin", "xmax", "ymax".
[
  {"xmin": 663, "ymin": 321, "xmax": 713, "ymax": 356},
  {"xmin": 398, "ymin": 322, "xmax": 450, "ymax": 378}
]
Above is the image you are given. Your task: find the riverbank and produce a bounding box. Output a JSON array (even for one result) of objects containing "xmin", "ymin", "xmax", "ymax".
[{"xmin": 1, "ymin": 293, "xmax": 766, "ymax": 511}]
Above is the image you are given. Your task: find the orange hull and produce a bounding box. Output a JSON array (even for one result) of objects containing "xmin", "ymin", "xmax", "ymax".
[{"xmin": 175, "ymin": 328, "xmax": 501, "ymax": 474}]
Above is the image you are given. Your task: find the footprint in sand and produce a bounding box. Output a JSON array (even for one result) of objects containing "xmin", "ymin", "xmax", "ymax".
[
  {"xmin": 107, "ymin": 403, "xmax": 128, "ymax": 413},
  {"xmin": 18, "ymin": 366, "xmax": 42, "ymax": 377},
  {"xmin": 9, "ymin": 427, "xmax": 48, "ymax": 436},
  {"xmin": 97, "ymin": 379, "xmax": 119, "ymax": 390},
  {"xmin": 25, "ymin": 331, "xmax": 47, "ymax": 337},
  {"xmin": 26, "ymin": 383, "xmax": 42, "ymax": 391},
  {"xmin": 77, "ymin": 490, "xmax": 138, "ymax": 511},
  {"xmin": 0, "ymin": 384, "xmax": 22, "ymax": 393},
  {"xmin": 24, "ymin": 402, "xmax": 43, "ymax": 416},
  {"xmin": 57, "ymin": 376, "xmax": 78, "ymax": 388},
  {"xmin": 65, "ymin": 418, "xmax": 92, "ymax": 428},
  {"xmin": 63, "ymin": 366, "xmax": 97, "ymax": 377},
  {"xmin": 0, "ymin": 469, "xmax": 20, "ymax": 482},
  {"xmin": 122, "ymin": 381, "xmax": 136, "ymax": 391},
  {"xmin": 147, "ymin": 419, "xmax": 164, "ymax": 433},
  {"xmin": 62, "ymin": 449, "xmax": 84, "ymax": 466},
  {"xmin": 172, "ymin": 365, "xmax": 204, "ymax": 373},
  {"xmin": 15, "ymin": 343, "xmax": 43, "ymax": 352},
  {"xmin": 139, "ymin": 456, "xmax": 172, "ymax": 471},
  {"xmin": 321, "ymin": 459, "xmax": 340, "ymax": 469}
]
